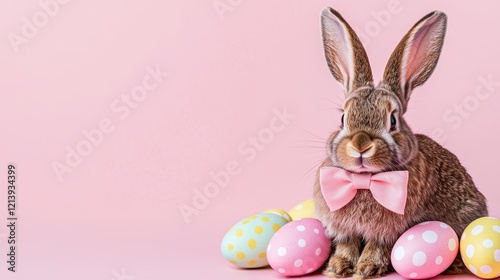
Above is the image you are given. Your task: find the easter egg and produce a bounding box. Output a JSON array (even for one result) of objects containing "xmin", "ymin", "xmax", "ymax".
[
  {"xmin": 460, "ymin": 217, "xmax": 500, "ymax": 279},
  {"xmin": 289, "ymin": 199, "xmax": 316, "ymax": 220},
  {"xmin": 267, "ymin": 218, "xmax": 331, "ymax": 276},
  {"xmin": 263, "ymin": 208, "xmax": 292, "ymax": 222},
  {"xmin": 391, "ymin": 221, "xmax": 458, "ymax": 279},
  {"xmin": 221, "ymin": 213, "xmax": 289, "ymax": 268}
]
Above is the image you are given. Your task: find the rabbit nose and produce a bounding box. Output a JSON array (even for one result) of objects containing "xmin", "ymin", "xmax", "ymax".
[
  {"xmin": 347, "ymin": 132, "xmax": 375, "ymax": 157},
  {"xmin": 347, "ymin": 143, "xmax": 375, "ymax": 158}
]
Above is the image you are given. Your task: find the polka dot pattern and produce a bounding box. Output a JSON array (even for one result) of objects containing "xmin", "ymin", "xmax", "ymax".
[
  {"xmin": 422, "ymin": 231, "xmax": 438, "ymax": 244},
  {"xmin": 391, "ymin": 221, "xmax": 458, "ymax": 279},
  {"xmin": 469, "ymin": 264, "xmax": 478, "ymax": 274},
  {"xmin": 248, "ymin": 239, "xmax": 257, "ymax": 249},
  {"xmin": 267, "ymin": 218, "xmax": 331, "ymax": 276},
  {"xmin": 472, "ymin": 225, "xmax": 484, "ymax": 236},
  {"xmin": 278, "ymin": 247, "xmax": 287, "ymax": 256},
  {"xmin": 412, "ymin": 251, "xmax": 426, "ymax": 267},
  {"xmin": 481, "ymin": 265, "xmax": 493, "ymax": 274},
  {"xmin": 448, "ymin": 238, "xmax": 456, "ymax": 251},
  {"xmin": 288, "ymin": 199, "xmax": 316, "ymax": 220},
  {"xmin": 483, "ymin": 239, "xmax": 494, "ymax": 248},
  {"xmin": 493, "ymin": 226, "xmax": 500, "ymax": 233},
  {"xmin": 298, "ymin": 239, "xmax": 306, "ymax": 247},
  {"xmin": 461, "ymin": 217, "xmax": 500, "ymax": 278},
  {"xmin": 394, "ymin": 246, "xmax": 405, "ymax": 261},
  {"xmin": 272, "ymin": 224, "xmax": 280, "ymax": 232},
  {"xmin": 294, "ymin": 259, "xmax": 303, "ymax": 267},
  {"xmin": 254, "ymin": 226, "xmax": 263, "ymax": 235},
  {"xmin": 466, "ymin": 244, "xmax": 475, "ymax": 258},
  {"xmin": 236, "ymin": 251, "xmax": 246, "ymax": 259},
  {"xmin": 221, "ymin": 212, "xmax": 289, "ymax": 268}
]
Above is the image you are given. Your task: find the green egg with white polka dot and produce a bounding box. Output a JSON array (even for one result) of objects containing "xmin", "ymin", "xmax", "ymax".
[{"xmin": 221, "ymin": 213, "xmax": 290, "ymax": 268}]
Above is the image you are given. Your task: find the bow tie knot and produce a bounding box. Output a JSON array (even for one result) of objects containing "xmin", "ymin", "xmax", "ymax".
[
  {"xmin": 351, "ymin": 173, "xmax": 372, "ymax": 190},
  {"xmin": 319, "ymin": 167, "xmax": 409, "ymax": 215}
]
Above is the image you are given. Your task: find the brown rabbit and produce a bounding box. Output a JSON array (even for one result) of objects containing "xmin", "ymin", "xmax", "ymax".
[{"xmin": 313, "ymin": 8, "xmax": 488, "ymax": 279}]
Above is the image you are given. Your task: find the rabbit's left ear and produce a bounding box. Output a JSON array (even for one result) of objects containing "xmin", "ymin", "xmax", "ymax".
[
  {"xmin": 321, "ymin": 8, "xmax": 373, "ymax": 96},
  {"xmin": 383, "ymin": 11, "xmax": 447, "ymax": 112}
]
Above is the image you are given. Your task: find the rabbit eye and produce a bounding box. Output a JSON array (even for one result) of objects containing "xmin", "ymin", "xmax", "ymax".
[
  {"xmin": 341, "ymin": 113, "xmax": 344, "ymax": 127},
  {"xmin": 390, "ymin": 113, "xmax": 397, "ymax": 131}
]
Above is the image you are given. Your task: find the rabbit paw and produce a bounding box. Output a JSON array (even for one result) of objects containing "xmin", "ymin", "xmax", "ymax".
[
  {"xmin": 324, "ymin": 255, "xmax": 355, "ymax": 278},
  {"xmin": 354, "ymin": 260, "xmax": 389, "ymax": 279},
  {"xmin": 353, "ymin": 240, "xmax": 391, "ymax": 279}
]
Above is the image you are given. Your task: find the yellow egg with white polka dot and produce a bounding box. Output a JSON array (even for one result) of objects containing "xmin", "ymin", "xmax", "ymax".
[
  {"xmin": 262, "ymin": 208, "xmax": 292, "ymax": 222},
  {"xmin": 460, "ymin": 217, "xmax": 500, "ymax": 279},
  {"xmin": 221, "ymin": 213, "xmax": 289, "ymax": 268},
  {"xmin": 288, "ymin": 199, "xmax": 316, "ymax": 220}
]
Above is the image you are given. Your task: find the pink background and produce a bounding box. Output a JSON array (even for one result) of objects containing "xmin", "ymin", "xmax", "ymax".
[{"xmin": 0, "ymin": 1, "xmax": 499, "ymax": 279}]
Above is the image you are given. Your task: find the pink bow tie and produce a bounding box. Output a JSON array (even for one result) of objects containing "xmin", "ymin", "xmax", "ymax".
[{"xmin": 319, "ymin": 167, "xmax": 409, "ymax": 215}]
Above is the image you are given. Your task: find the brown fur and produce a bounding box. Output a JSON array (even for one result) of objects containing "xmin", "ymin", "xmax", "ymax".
[
  {"xmin": 316, "ymin": 8, "xmax": 488, "ymax": 279},
  {"xmin": 384, "ymin": 11, "xmax": 447, "ymax": 111},
  {"xmin": 322, "ymin": 8, "xmax": 374, "ymax": 93}
]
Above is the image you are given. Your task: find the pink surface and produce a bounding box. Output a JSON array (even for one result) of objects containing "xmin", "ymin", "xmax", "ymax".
[{"xmin": 0, "ymin": 1, "xmax": 499, "ymax": 279}]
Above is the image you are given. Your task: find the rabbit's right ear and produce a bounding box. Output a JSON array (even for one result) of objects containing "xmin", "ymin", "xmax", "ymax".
[
  {"xmin": 383, "ymin": 11, "xmax": 447, "ymax": 112},
  {"xmin": 321, "ymin": 8, "xmax": 373, "ymax": 97}
]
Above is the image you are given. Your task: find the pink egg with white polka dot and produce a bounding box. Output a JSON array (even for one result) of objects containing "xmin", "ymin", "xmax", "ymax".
[
  {"xmin": 391, "ymin": 221, "xmax": 458, "ymax": 279},
  {"xmin": 267, "ymin": 218, "xmax": 331, "ymax": 276}
]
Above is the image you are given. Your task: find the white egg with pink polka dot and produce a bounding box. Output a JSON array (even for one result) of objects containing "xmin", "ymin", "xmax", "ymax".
[
  {"xmin": 391, "ymin": 221, "xmax": 458, "ymax": 279},
  {"xmin": 267, "ymin": 218, "xmax": 331, "ymax": 276}
]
